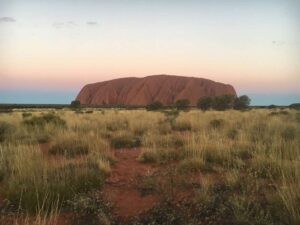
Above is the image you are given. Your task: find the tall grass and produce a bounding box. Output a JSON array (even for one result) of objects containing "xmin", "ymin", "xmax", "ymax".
[{"xmin": 0, "ymin": 108, "xmax": 299, "ymax": 224}]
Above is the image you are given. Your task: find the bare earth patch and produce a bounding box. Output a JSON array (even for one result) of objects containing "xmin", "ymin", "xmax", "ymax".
[{"xmin": 101, "ymin": 148, "xmax": 161, "ymax": 219}]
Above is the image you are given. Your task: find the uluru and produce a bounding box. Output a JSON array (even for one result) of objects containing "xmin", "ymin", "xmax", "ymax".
[{"xmin": 76, "ymin": 74, "xmax": 236, "ymax": 106}]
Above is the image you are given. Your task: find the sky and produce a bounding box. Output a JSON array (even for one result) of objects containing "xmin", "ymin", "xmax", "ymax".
[{"xmin": 0, "ymin": 0, "xmax": 299, "ymax": 105}]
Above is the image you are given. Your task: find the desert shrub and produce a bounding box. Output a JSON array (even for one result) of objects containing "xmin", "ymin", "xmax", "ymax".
[
  {"xmin": 209, "ymin": 119, "xmax": 224, "ymax": 129},
  {"xmin": 202, "ymin": 147, "xmax": 224, "ymax": 165},
  {"xmin": 171, "ymin": 120, "xmax": 192, "ymax": 131},
  {"xmin": 70, "ymin": 100, "xmax": 81, "ymax": 108},
  {"xmin": 142, "ymin": 133, "xmax": 186, "ymax": 149},
  {"xmin": 22, "ymin": 113, "xmax": 66, "ymax": 128},
  {"xmin": 140, "ymin": 148, "xmax": 182, "ymax": 164},
  {"xmin": 67, "ymin": 192, "xmax": 112, "ymax": 225},
  {"xmin": 227, "ymin": 128, "xmax": 238, "ymax": 140},
  {"xmin": 22, "ymin": 112, "xmax": 32, "ymax": 118},
  {"xmin": 281, "ymin": 127, "xmax": 296, "ymax": 141},
  {"xmin": 233, "ymin": 95, "xmax": 251, "ymax": 110},
  {"xmin": 106, "ymin": 119, "xmax": 128, "ymax": 131},
  {"xmin": 36, "ymin": 133, "xmax": 51, "ymax": 143},
  {"xmin": 178, "ymin": 158, "xmax": 212, "ymax": 173},
  {"xmin": 175, "ymin": 99, "xmax": 190, "ymax": 110},
  {"xmin": 171, "ymin": 134, "xmax": 186, "ymax": 148},
  {"xmin": 197, "ymin": 96, "xmax": 213, "ymax": 111},
  {"xmin": 232, "ymin": 149, "xmax": 253, "ymax": 160},
  {"xmin": 0, "ymin": 121, "xmax": 14, "ymax": 142},
  {"xmin": 49, "ymin": 137, "xmax": 89, "ymax": 158},
  {"xmin": 111, "ymin": 133, "xmax": 141, "ymax": 149},
  {"xmin": 289, "ymin": 103, "xmax": 300, "ymax": 110},
  {"xmin": 250, "ymin": 158, "xmax": 281, "ymax": 179},
  {"xmin": 229, "ymin": 195, "xmax": 273, "ymax": 225},
  {"xmin": 146, "ymin": 101, "xmax": 164, "ymax": 111},
  {"xmin": 138, "ymin": 149, "xmax": 158, "ymax": 163},
  {"xmin": 135, "ymin": 202, "xmax": 183, "ymax": 225},
  {"xmin": 158, "ymin": 149, "xmax": 183, "ymax": 164},
  {"xmin": 212, "ymin": 95, "xmax": 235, "ymax": 111}
]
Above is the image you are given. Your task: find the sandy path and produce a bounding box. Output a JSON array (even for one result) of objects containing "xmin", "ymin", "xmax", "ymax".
[{"xmin": 100, "ymin": 148, "xmax": 161, "ymax": 219}]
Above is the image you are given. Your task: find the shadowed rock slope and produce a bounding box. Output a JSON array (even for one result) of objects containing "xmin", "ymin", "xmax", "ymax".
[{"xmin": 76, "ymin": 74, "xmax": 236, "ymax": 106}]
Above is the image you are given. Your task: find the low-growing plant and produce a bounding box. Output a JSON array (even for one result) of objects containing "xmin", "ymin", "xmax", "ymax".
[
  {"xmin": 49, "ymin": 137, "xmax": 89, "ymax": 158},
  {"xmin": 111, "ymin": 133, "xmax": 141, "ymax": 149},
  {"xmin": 67, "ymin": 192, "xmax": 113, "ymax": 225},
  {"xmin": 138, "ymin": 148, "xmax": 158, "ymax": 163},
  {"xmin": 106, "ymin": 119, "xmax": 128, "ymax": 131},
  {"xmin": 178, "ymin": 158, "xmax": 212, "ymax": 173},
  {"xmin": 22, "ymin": 113, "xmax": 66, "ymax": 128}
]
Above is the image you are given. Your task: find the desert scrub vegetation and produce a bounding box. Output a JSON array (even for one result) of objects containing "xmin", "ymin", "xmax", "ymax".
[{"xmin": 0, "ymin": 108, "xmax": 299, "ymax": 224}]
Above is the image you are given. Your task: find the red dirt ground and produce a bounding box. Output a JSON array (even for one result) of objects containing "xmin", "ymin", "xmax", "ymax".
[{"xmin": 100, "ymin": 148, "xmax": 161, "ymax": 219}]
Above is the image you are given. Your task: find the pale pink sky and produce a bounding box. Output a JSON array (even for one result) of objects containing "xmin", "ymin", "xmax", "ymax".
[{"xmin": 0, "ymin": 0, "xmax": 299, "ymax": 104}]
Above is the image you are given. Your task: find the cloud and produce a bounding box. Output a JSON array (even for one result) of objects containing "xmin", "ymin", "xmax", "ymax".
[
  {"xmin": 53, "ymin": 21, "xmax": 76, "ymax": 29},
  {"xmin": 86, "ymin": 21, "xmax": 98, "ymax": 26},
  {"xmin": 0, "ymin": 17, "xmax": 16, "ymax": 23}
]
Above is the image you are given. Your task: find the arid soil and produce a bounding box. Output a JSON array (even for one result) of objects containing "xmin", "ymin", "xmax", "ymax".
[{"xmin": 100, "ymin": 148, "xmax": 161, "ymax": 218}]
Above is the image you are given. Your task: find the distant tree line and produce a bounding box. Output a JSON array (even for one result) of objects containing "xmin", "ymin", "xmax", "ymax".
[
  {"xmin": 69, "ymin": 96, "xmax": 300, "ymax": 111},
  {"xmin": 197, "ymin": 95, "xmax": 251, "ymax": 111},
  {"xmin": 146, "ymin": 95, "xmax": 251, "ymax": 111}
]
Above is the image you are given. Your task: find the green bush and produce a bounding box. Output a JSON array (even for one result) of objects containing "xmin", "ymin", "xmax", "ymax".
[
  {"xmin": 146, "ymin": 101, "xmax": 164, "ymax": 111},
  {"xmin": 233, "ymin": 95, "xmax": 251, "ymax": 110},
  {"xmin": 174, "ymin": 99, "xmax": 190, "ymax": 110},
  {"xmin": 111, "ymin": 134, "xmax": 141, "ymax": 149},
  {"xmin": 212, "ymin": 95, "xmax": 235, "ymax": 111},
  {"xmin": 197, "ymin": 96, "xmax": 213, "ymax": 111},
  {"xmin": 71, "ymin": 100, "xmax": 81, "ymax": 108}
]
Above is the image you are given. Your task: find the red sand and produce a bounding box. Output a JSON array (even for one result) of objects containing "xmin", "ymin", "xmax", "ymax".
[{"xmin": 101, "ymin": 148, "xmax": 161, "ymax": 218}]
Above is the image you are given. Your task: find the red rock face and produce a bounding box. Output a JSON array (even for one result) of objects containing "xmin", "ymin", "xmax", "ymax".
[{"xmin": 76, "ymin": 75, "xmax": 236, "ymax": 106}]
